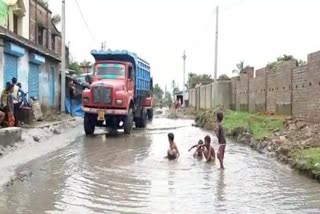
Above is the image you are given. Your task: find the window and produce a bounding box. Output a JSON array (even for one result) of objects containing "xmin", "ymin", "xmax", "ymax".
[
  {"xmin": 51, "ymin": 34, "xmax": 55, "ymax": 51},
  {"xmin": 37, "ymin": 26, "xmax": 43, "ymax": 45},
  {"xmin": 13, "ymin": 14, "xmax": 18, "ymax": 34},
  {"xmin": 95, "ymin": 63, "xmax": 126, "ymax": 78}
]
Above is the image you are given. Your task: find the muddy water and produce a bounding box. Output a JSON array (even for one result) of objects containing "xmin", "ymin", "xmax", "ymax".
[{"xmin": 0, "ymin": 118, "xmax": 320, "ymax": 214}]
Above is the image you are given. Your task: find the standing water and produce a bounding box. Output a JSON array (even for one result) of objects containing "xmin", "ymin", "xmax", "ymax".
[{"xmin": 0, "ymin": 118, "xmax": 319, "ymax": 213}]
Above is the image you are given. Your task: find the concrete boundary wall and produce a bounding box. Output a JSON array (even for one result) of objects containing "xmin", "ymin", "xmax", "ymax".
[{"xmin": 188, "ymin": 50, "xmax": 320, "ymax": 122}]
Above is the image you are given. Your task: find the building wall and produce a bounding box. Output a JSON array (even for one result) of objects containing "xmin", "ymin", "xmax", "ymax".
[
  {"xmin": 29, "ymin": 0, "xmax": 61, "ymax": 55},
  {"xmin": 0, "ymin": 39, "xmax": 4, "ymax": 90},
  {"xmin": 188, "ymin": 50, "xmax": 320, "ymax": 122},
  {"xmin": 7, "ymin": 0, "xmax": 30, "ymax": 39},
  {"xmin": 39, "ymin": 58, "xmax": 60, "ymax": 112}
]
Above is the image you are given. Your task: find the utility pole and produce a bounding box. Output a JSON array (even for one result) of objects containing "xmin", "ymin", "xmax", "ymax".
[
  {"xmin": 182, "ymin": 50, "xmax": 186, "ymax": 105},
  {"xmin": 214, "ymin": 5, "xmax": 219, "ymax": 82},
  {"xmin": 61, "ymin": 0, "xmax": 66, "ymax": 112}
]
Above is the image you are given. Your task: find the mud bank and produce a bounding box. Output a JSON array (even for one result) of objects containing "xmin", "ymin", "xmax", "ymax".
[
  {"xmin": 182, "ymin": 108, "xmax": 320, "ymax": 182},
  {"xmin": 0, "ymin": 117, "xmax": 83, "ymax": 187}
]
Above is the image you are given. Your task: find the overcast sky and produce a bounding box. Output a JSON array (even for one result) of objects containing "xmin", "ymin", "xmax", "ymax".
[{"xmin": 48, "ymin": 0, "xmax": 320, "ymax": 90}]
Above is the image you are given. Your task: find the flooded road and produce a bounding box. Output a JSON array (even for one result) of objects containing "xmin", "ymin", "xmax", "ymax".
[{"xmin": 1, "ymin": 118, "xmax": 320, "ymax": 213}]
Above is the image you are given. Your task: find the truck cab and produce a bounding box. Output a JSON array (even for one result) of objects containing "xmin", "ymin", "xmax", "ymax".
[{"xmin": 82, "ymin": 50, "xmax": 153, "ymax": 135}]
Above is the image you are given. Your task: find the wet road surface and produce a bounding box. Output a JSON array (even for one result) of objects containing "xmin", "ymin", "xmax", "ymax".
[{"xmin": 0, "ymin": 118, "xmax": 320, "ymax": 213}]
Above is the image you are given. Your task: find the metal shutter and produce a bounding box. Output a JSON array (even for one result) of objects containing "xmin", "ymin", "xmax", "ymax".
[
  {"xmin": 49, "ymin": 67, "xmax": 55, "ymax": 107},
  {"xmin": 28, "ymin": 63, "xmax": 39, "ymax": 98},
  {"xmin": 4, "ymin": 54, "xmax": 18, "ymax": 85}
]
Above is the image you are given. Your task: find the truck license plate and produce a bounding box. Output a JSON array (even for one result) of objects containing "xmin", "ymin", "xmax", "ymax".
[{"xmin": 98, "ymin": 111, "xmax": 105, "ymax": 121}]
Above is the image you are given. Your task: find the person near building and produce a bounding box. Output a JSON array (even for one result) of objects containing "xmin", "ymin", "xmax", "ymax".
[
  {"xmin": 12, "ymin": 78, "xmax": 20, "ymax": 126},
  {"xmin": 1, "ymin": 82, "xmax": 15, "ymax": 127},
  {"xmin": 69, "ymin": 80, "xmax": 76, "ymax": 116}
]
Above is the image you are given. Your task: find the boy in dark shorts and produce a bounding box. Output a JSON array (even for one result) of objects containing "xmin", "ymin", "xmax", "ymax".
[
  {"xmin": 188, "ymin": 139, "xmax": 204, "ymax": 159},
  {"xmin": 203, "ymin": 135, "xmax": 215, "ymax": 162},
  {"xmin": 215, "ymin": 112, "xmax": 226, "ymax": 169},
  {"xmin": 166, "ymin": 133, "xmax": 180, "ymax": 160}
]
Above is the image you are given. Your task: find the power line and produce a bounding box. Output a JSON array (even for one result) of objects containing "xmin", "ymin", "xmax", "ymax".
[{"xmin": 74, "ymin": 0, "xmax": 97, "ymax": 43}]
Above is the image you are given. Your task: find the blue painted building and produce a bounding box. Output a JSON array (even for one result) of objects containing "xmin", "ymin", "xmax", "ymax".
[{"xmin": 0, "ymin": 26, "xmax": 61, "ymax": 113}]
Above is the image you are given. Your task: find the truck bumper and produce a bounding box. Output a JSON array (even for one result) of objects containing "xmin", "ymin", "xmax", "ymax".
[{"xmin": 82, "ymin": 107, "xmax": 128, "ymax": 115}]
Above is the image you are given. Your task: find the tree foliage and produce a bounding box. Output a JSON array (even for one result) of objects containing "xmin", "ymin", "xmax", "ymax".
[
  {"xmin": 187, "ymin": 73, "xmax": 213, "ymax": 89},
  {"xmin": 232, "ymin": 60, "xmax": 251, "ymax": 74},
  {"xmin": 38, "ymin": 0, "xmax": 48, "ymax": 8},
  {"xmin": 80, "ymin": 60, "xmax": 93, "ymax": 67},
  {"xmin": 267, "ymin": 54, "xmax": 305, "ymax": 72},
  {"xmin": 52, "ymin": 14, "xmax": 61, "ymax": 25},
  {"xmin": 153, "ymin": 84, "xmax": 164, "ymax": 105},
  {"xmin": 69, "ymin": 60, "xmax": 80, "ymax": 74},
  {"xmin": 164, "ymin": 91, "xmax": 172, "ymax": 107}
]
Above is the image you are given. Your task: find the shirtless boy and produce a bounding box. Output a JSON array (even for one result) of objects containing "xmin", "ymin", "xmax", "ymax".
[
  {"xmin": 166, "ymin": 133, "xmax": 180, "ymax": 160},
  {"xmin": 203, "ymin": 135, "xmax": 215, "ymax": 162}
]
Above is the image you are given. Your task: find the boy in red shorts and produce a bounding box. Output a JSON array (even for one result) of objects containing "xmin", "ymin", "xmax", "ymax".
[{"xmin": 215, "ymin": 112, "xmax": 226, "ymax": 169}]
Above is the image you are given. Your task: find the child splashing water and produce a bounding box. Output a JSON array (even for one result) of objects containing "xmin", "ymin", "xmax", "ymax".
[{"xmin": 188, "ymin": 140, "xmax": 204, "ymax": 159}]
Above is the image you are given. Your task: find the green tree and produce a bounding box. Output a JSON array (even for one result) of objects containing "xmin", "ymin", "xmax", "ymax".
[
  {"xmin": 80, "ymin": 60, "xmax": 92, "ymax": 67},
  {"xmin": 153, "ymin": 84, "xmax": 164, "ymax": 105},
  {"xmin": 232, "ymin": 60, "xmax": 251, "ymax": 74},
  {"xmin": 52, "ymin": 14, "xmax": 61, "ymax": 25},
  {"xmin": 38, "ymin": 0, "xmax": 48, "ymax": 8},
  {"xmin": 187, "ymin": 73, "xmax": 213, "ymax": 89},
  {"xmin": 164, "ymin": 91, "xmax": 172, "ymax": 107},
  {"xmin": 267, "ymin": 54, "xmax": 302, "ymax": 72},
  {"xmin": 69, "ymin": 60, "xmax": 80, "ymax": 74}
]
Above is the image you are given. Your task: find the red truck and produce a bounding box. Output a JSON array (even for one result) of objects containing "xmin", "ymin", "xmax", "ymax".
[{"xmin": 82, "ymin": 50, "xmax": 154, "ymax": 135}]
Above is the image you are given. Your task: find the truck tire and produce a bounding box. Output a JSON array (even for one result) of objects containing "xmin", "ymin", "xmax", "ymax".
[
  {"xmin": 84, "ymin": 113, "xmax": 96, "ymax": 136},
  {"xmin": 147, "ymin": 108, "xmax": 153, "ymax": 120},
  {"xmin": 136, "ymin": 109, "xmax": 147, "ymax": 128},
  {"xmin": 124, "ymin": 108, "xmax": 133, "ymax": 134}
]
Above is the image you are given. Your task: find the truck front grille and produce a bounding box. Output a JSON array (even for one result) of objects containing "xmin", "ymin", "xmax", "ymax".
[{"xmin": 92, "ymin": 87, "xmax": 112, "ymax": 104}]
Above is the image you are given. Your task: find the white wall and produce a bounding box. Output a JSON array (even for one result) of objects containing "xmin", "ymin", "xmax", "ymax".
[{"xmin": 17, "ymin": 51, "xmax": 29, "ymax": 92}]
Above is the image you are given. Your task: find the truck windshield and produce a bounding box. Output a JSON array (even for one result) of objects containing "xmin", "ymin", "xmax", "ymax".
[{"xmin": 95, "ymin": 63, "xmax": 125, "ymax": 79}]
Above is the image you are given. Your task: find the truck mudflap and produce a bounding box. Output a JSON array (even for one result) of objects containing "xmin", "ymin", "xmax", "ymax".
[{"xmin": 82, "ymin": 107, "xmax": 128, "ymax": 115}]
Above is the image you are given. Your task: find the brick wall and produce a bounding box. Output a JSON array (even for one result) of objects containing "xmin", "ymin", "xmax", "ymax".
[
  {"xmin": 254, "ymin": 68, "xmax": 267, "ymax": 112},
  {"xmin": 188, "ymin": 50, "xmax": 320, "ymax": 122},
  {"xmin": 292, "ymin": 51, "xmax": 320, "ymax": 122}
]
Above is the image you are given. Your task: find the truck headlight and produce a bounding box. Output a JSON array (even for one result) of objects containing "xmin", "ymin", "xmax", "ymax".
[
  {"xmin": 116, "ymin": 99, "xmax": 123, "ymax": 105},
  {"xmin": 83, "ymin": 97, "xmax": 89, "ymax": 104}
]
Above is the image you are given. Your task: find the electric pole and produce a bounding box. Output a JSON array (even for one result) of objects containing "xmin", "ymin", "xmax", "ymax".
[
  {"xmin": 61, "ymin": 0, "xmax": 66, "ymax": 112},
  {"xmin": 182, "ymin": 50, "xmax": 186, "ymax": 105},
  {"xmin": 214, "ymin": 5, "xmax": 219, "ymax": 82}
]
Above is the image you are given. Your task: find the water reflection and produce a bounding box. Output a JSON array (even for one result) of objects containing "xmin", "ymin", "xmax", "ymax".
[
  {"xmin": 216, "ymin": 170, "xmax": 225, "ymax": 202},
  {"xmin": 0, "ymin": 119, "xmax": 320, "ymax": 213}
]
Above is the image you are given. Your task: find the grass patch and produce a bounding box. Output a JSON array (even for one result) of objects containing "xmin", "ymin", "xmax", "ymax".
[
  {"xmin": 292, "ymin": 148, "xmax": 320, "ymax": 175},
  {"xmin": 193, "ymin": 109, "xmax": 285, "ymax": 140},
  {"xmin": 224, "ymin": 110, "xmax": 285, "ymax": 140}
]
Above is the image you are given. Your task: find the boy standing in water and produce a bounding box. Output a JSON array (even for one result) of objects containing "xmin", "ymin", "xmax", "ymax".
[
  {"xmin": 203, "ymin": 135, "xmax": 215, "ymax": 162},
  {"xmin": 215, "ymin": 112, "xmax": 226, "ymax": 169},
  {"xmin": 166, "ymin": 133, "xmax": 180, "ymax": 160}
]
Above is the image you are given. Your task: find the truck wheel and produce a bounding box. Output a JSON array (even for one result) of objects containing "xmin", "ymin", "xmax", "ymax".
[
  {"xmin": 84, "ymin": 113, "xmax": 96, "ymax": 135},
  {"xmin": 136, "ymin": 109, "xmax": 147, "ymax": 128},
  {"xmin": 124, "ymin": 108, "xmax": 133, "ymax": 134},
  {"xmin": 147, "ymin": 109, "xmax": 153, "ymax": 120}
]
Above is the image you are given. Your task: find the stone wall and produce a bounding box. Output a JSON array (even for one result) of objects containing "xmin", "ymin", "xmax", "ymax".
[{"xmin": 189, "ymin": 50, "xmax": 320, "ymax": 122}]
